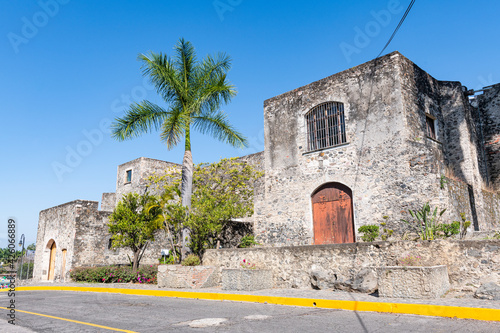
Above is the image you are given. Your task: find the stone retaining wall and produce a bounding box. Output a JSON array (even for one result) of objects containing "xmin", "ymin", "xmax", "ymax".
[
  {"xmin": 157, "ymin": 265, "xmax": 219, "ymax": 289},
  {"xmin": 203, "ymin": 240, "xmax": 500, "ymax": 291}
]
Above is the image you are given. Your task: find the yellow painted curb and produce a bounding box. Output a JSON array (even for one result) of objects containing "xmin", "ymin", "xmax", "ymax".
[{"xmin": 5, "ymin": 286, "xmax": 500, "ymax": 322}]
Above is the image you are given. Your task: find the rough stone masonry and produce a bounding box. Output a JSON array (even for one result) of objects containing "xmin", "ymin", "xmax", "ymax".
[{"xmin": 34, "ymin": 51, "xmax": 499, "ymax": 282}]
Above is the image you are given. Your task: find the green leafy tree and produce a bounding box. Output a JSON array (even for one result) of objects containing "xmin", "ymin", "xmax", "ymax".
[
  {"xmin": 108, "ymin": 193, "xmax": 162, "ymax": 271},
  {"xmin": 111, "ymin": 38, "xmax": 248, "ymax": 255},
  {"xmin": 0, "ymin": 248, "xmax": 22, "ymax": 261},
  {"xmin": 147, "ymin": 187, "xmax": 187, "ymax": 263},
  {"xmin": 27, "ymin": 243, "xmax": 36, "ymax": 251},
  {"xmin": 150, "ymin": 158, "xmax": 262, "ymax": 258}
]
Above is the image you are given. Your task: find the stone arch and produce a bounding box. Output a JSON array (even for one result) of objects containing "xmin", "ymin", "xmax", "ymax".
[{"xmin": 311, "ymin": 182, "xmax": 355, "ymax": 244}]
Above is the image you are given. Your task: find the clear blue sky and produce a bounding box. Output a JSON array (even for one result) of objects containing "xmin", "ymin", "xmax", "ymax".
[{"xmin": 1, "ymin": 0, "xmax": 499, "ymax": 249}]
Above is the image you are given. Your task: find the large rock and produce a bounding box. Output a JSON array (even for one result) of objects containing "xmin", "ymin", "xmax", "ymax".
[
  {"xmin": 309, "ymin": 266, "xmax": 335, "ymax": 290},
  {"xmin": 351, "ymin": 268, "xmax": 378, "ymax": 293},
  {"xmin": 474, "ymin": 282, "xmax": 500, "ymax": 300},
  {"xmin": 333, "ymin": 268, "xmax": 378, "ymax": 294}
]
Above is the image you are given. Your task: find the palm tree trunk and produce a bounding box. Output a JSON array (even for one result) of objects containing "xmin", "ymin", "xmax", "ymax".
[{"xmin": 180, "ymin": 149, "xmax": 193, "ymax": 259}]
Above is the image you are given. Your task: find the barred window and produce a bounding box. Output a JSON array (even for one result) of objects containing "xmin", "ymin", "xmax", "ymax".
[{"xmin": 306, "ymin": 102, "xmax": 347, "ymax": 151}]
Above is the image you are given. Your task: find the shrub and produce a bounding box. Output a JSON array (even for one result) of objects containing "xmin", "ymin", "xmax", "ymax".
[
  {"xmin": 238, "ymin": 235, "xmax": 259, "ymax": 248},
  {"xmin": 457, "ymin": 213, "xmax": 471, "ymax": 239},
  {"xmin": 437, "ymin": 221, "xmax": 460, "ymax": 238},
  {"xmin": 358, "ymin": 225, "xmax": 379, "ymax": 242},
  {"xmin": 181, "ymin": 254, "xmax": 200, "ymax": 266},
  {"xmin": 158, "ymin": 254, "xmax": 178, "ymax": 265},
  {"xmin": 401, "ymin": 202, "xmax": 446, "ymax": 240},
  {"xmin": 69, "ymin": 265, "xmax": 157, "ymax": 284}
]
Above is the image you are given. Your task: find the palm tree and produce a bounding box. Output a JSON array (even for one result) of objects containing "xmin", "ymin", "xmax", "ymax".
[{"xmin": 111, "ymin": 38, "xmax": 247, "ymax": 255}]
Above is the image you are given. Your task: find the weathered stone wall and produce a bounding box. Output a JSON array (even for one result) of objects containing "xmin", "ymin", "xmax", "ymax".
[
  {"xmin": 477, "ymin": 83, "xmax": 500, "ymax": 191},
  {"xmin": 398, "ymin": 55, "xmax": 493, "ymax": 231},
  {"xmin": 72, "ymin": 204, "xmax": 169, "ymax": 268},
  {"xmin": 101, "ymin": 192, "xmax": 116, "ymax": 212},
  {"xmin": 445, "ymin": 178, "xmax": 474, "ymax": 226},
  {"xmin": 33, "ymin": 199, "xmax": 171, "ymax": 282},
  {"xmin": 203, "ymin": 240, "xmax": 500, "ymax": 291},
  {"xmin": 157, "ymin": 265, "xmax": 219, "ymax": 289},
  {"xmin": 261, "ymin": 52, "xmax": 412, "ymax": 246},
  {"xmin": 258, "ymin": 51, "xmax": 498, "ymax": 246},
  {"xmin": 482, "ymin": 189, "xmax": 500, "ymax": 228},
  {"xmin": 33, "ymin": 200, "xmax": 90, "ymax": 281},
  {"xmin": 232, "ymin": 151, "xmax": 265, "ymax": 227},
  {"xmin": 116, "ymin": 157, "xmax": 181, "ymax": 203}
]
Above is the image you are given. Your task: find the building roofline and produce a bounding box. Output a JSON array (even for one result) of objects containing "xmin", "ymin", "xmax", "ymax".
[
  {"xmin": 39, "ymin": 199, "xmax": 99, "ymax": 213},
  {"xmin": 117, "ymin": 157, "xmax": 181, "ymax": 168},
  {"xmin": 264, "ymin": 51, "xmax": 404, "ymax": 104}
]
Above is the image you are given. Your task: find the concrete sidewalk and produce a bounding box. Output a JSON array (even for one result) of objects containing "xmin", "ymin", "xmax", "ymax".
[{"xmin": 10, "ymin": 282, "xmax": 500, "ymax": 322}]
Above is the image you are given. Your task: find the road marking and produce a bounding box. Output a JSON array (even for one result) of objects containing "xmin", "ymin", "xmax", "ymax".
[
  {"xmin": 4, "ymin": 286, "xmax": 500, "ymax": 322},
  {"xmin": 0, "ymin": 306, "xmax": 138, "ymax": 333}
]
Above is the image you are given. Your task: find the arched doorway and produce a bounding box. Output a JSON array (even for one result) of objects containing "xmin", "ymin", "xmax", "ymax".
[
  {"xmin": 312, "ymin": 183, "xmax": 355, "ymax": 244},
  {"xmin": 47, "ymin": 240, "xmax": 56, "ymax": 280}
]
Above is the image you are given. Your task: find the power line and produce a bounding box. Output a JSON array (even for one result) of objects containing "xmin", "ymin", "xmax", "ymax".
[
  {"xmin": 354, "ymin": 0, "xmax": 416, "ymax": 189},
  {"xmin": 376, "ymin": 0, "xmax": 416, "ymax": 58}
]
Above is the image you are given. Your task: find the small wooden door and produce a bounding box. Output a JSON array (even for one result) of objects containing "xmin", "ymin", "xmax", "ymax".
[
  {"xmin": 312, "ymin": 183, "xmax": 354, "ymax": 244},
  {"xmin": 61, "ymin": 249, "xmax": 67, "ymax": 281},
  {"xmin": 48, "ymin": 242, "xmax": 56, "ymax": 280}
]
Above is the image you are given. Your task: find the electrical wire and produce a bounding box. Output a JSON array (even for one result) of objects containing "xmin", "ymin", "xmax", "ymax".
[{"xmin": 376, "ymin": 0, "xmax": 416, "ymax": 58}]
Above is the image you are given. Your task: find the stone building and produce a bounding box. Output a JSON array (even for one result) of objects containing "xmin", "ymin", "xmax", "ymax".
[
  {"xmin": 255, "ymin": 51, "xmax": 499, "ymax": 246},
  {"xmin": 34, "ymin": 51, "xmax": 499, "ymax": 281},
  {"xmin": 33, "ymin": 158, "xmax": 180, "ymax": 282}
]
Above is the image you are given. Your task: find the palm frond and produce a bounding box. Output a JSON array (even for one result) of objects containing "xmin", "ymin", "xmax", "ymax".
[
  {"xmin": 192, "ymin": 111, "xmax": 247, "ymax": 148},
  {"xmin": 174, "ymin": 38, "xmax": 196, "ymax": 91},
  {"xmin": 196, "ymin": 52, "xmax": 232, "ymax": 87},
  {"xmin": 111, "ymin": 101, "xmax": 168, "ymax": 141},
  {"xmin": 139, "ymin": 52, "xmax": 183, "ymax": 105},
  {"xmin": 160, "ymin": 105, "xmax": 189, "ymax": 149}
]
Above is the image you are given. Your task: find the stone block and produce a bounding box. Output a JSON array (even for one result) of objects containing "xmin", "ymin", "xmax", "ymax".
[
  {"xmin": 157, "ymin": 265, "xmax": 220, "ymax": 289},
  {"xmin": 377, "ymin": 265, "xmax": 450, "ymax": 299},
  {"xmin": 222, "ymin": 269, "xmax": 273, "ymax": 291},
  {"xmin": 475, "ymin": 282, "xmax": 500, "ymax": 300}
]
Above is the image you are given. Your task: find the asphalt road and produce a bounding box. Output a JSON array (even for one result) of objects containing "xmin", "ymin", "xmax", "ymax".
[{"xmin": 0, "ymin": 290, "xmax": 498, "ymax": 333}]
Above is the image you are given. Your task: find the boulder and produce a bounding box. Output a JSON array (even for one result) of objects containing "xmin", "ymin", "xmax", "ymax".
[
  {"xmin": 474, "ymin": 282, "xmax": 500, "ymax": 300},
  {"xmin": 309, "ymin": 266, "xmax": 335, "ymax": 290},
  {"xmin": 333, "ymin": 268, "xmax": 378, "ymax": 294},
  {"xmin": 351, "ymin": 268, "xmax": 378, "ymax": 293}
]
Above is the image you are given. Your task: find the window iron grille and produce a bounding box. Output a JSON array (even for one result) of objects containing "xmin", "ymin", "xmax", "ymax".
[{"xmin": 306, "ymin": 102, "xmax": 347, "ymax": 151}]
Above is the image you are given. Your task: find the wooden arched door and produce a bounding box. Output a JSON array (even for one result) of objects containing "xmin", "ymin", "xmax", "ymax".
[
  {"xmin": 312, "ymin": 183, "xmax": 355, "ymax": 244},
  {"xmin": 48, "ymin": 241, "xmax": 56, "ymax": 280}
]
